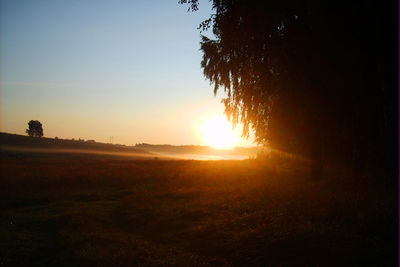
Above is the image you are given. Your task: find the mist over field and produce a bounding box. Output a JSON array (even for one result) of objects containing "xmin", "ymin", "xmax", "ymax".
[
  {"xmin": 0, "ymin": 133, "xmax": 259, "ymax": 160},
  {"xmin": 157, "ymin": 153, "xmax": 250, "ymax": 160}
]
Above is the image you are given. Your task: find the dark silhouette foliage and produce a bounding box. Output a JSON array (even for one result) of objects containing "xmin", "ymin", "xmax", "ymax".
[
  {"xmin": 26, "ymin": 120, "xmax": 43, "ymax": 138},
  {"xmin": 181, "ymin": 0, "xmax": 398, "ymax": 178}
]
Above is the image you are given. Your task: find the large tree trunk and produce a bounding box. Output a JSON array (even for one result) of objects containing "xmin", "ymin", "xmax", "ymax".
[
  {"xmin": 310, "ymin": 118, "xmax": 324, "ymax": 179},
  {"xmin": 311, "ymin": 160, "xmax": 323, "ymax": 179}
]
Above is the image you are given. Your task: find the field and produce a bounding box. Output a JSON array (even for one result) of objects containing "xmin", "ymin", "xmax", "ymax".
[{"xmin": 0, "ymin": 152, "xmax": 396, "ymax": 266}]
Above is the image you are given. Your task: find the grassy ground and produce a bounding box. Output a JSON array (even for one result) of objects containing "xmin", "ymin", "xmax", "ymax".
[{"xmin": 0, "ymin": 152, "xmax": 396, "ymax": 266}]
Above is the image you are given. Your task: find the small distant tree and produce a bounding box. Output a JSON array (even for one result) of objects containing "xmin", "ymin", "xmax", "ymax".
[{"xmin": 26, "ymin": 120, "xmax": 43, "ymax": 137}]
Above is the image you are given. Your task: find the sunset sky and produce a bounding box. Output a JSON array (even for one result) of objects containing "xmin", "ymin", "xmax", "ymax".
[{"xmin": 0, "ymin": 0, "xmax": 255, "ymax": 148}]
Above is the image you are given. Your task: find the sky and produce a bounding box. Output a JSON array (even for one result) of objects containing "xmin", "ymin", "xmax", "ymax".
[{"xmin": 0, "ymin": 0, "xmax": 255, "ymax": 147}]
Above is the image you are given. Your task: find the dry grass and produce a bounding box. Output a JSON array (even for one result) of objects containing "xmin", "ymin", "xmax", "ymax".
[{"xmin": 0, "ymin": 152, "xmax": 396, "ymax": 266}]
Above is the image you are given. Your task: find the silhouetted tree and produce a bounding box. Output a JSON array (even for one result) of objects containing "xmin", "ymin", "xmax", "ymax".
[
  {"xmin": 26, "ymin": 120, "xmax": 43, "ymax": 138},
  {"xmin": 180, "ymin": 0, "xmax": 398, "ymax": 179}
]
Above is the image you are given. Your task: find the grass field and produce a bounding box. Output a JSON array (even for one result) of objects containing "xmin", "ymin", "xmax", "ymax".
[{"xmin": 0, "ymin": 152, "xmax": 396, "ymax": 266}]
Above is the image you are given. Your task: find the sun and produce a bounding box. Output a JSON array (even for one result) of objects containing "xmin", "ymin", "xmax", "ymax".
[{"xmin": 200, "ymin": 115, "xmax": 239, "ymax": 149}]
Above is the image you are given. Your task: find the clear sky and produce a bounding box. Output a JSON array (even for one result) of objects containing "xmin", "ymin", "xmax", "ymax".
[{"xmin": 0, "ymin": 0, "xmax": 255, "ymax": 147}]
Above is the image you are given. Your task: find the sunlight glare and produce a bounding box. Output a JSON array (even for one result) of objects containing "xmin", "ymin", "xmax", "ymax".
[{"xmin": 201, "ymin": 115, "xmax": 239, "ymax": 149}]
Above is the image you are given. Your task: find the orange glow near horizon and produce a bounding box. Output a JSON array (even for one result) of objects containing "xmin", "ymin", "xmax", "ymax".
[{"xmin": 200, "ymin": 115, "xmax": 240, "ymax": 149}]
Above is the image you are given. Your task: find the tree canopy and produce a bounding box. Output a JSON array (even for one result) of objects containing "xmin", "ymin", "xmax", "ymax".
[
  {"xmin": 181, "ymin": 0, "xmax": 398, "ymax": 177},
  {"xmin": 26, "ymin": 120, "xmax": 43, "ymax": 138}
]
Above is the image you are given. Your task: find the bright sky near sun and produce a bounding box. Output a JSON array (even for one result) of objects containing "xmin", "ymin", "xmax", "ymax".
[{"xmin": 0, "ymin": 0, "xmax": 255, "ymax": 148}]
